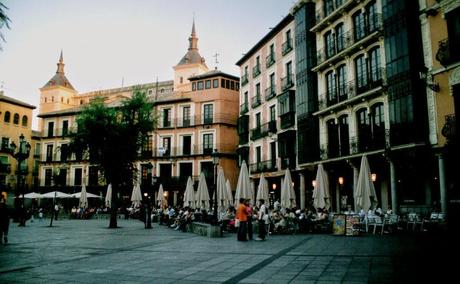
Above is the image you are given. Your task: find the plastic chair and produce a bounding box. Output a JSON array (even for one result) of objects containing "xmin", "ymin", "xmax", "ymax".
[{"xmin": 373, "ymin": 216, "xmax": 384, "ymax": 235}]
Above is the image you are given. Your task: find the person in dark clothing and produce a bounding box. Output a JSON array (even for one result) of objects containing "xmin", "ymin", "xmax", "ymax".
[
  {"xmin": 0, "ymin": 198, "xmax": 10, "ymax": 245},
  {"xmin": 245, "ymin": 199, "xmax": 253, "ymax": 240},
  {"xmin": 236, "ymin": 198, "xmax": 248, "ymax": 241}
]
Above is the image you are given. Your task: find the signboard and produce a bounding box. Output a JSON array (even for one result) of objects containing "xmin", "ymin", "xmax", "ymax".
[
  {"xmin": 332, "ymin": 214, "xmax": 346, "ymax": 235},
  {"xmin": 346, "ymin": 215, "xmax": 360, "ymax": 236}
]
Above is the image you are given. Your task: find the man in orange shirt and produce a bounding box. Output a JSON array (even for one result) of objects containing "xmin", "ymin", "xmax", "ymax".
[{"xmin": 236, "ymin": 198, "xmax": 248, "ymax": 241}]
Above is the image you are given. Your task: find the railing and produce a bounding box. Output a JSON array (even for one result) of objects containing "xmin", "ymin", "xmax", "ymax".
[
  {"xmin": 315, "ymin": 0, "xmax": 353, "ymax": 26},
  {"xmin": 40, "ymin": 127, "xmax": 75, "ymax": 138},
  {"xmin": 265, "ymin": 85, "xmax": 276, "ymax": 101},
  {"xmin": 316, "ymin": 14, "xmax": 383, "ymax": 66},
  {"xmin": 251, "ymin": 94, "xmax": 262, "ymax": 108},
  {"xmin": 252, "ymin": 64, "xmax": 261, "ymax": 78},
  {"xmin": 240, "ymin": 102, "xmax": 249, "ymax": 114},
  {"xmin": 249, "ymin": 160, "xmax": 277, "ymax": 173},
  {"xmin": 436, "ymin": 38, "xmax": 460, "ymax": 67},
  {"xmin": 280, "ymin": 155, "xmax": 296, "ymax": 170},
  {"xmin": 158, "ymin": 114, "xmax": 238, "ymax": 128},
  {"xmin": 241, "ymin": 74, "xmax": 249, "ymax": 86},
  {"xmin": 281, "ymin": 74, "xmax": 295, "ymax": 91},
  {"xmin": 152, "ymin": 144, "xmax": 236, "ymax": 158},
  {"xmin": 280, "ymin": 111, "xmax": 295, "ymax": 129},
  {"xmin": 250, "ymin": 122, "xmax": 272, "ymax": 141},
  {"xmin": 282, "ymin": 39, "xmax": 293, "ymax": 56},
  {"xmin": 268, "ymin": 120, "xmax": 277, "ymax": 134},
  {"xmin": 266, "ymin": 53, "xmax": 276, "ymax": 68},
  {"xmin": 349, "ymin": 133, "xmax": 386, "ymax": 155}
]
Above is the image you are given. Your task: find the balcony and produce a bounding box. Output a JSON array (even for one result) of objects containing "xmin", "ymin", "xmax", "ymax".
[
  {"xmin": 241, "ymin": 74, "xmax": 249, "ymax": 86},
  {"xmin": 239, "ymin": 133, "xmax": 249, "ymax": 145},
  {"xmin": 314, "ymin": 15, "xmax": 383, "ymax": 71},
  {"xmin": 250, "ymin": 122, "xmax": 272, "ymax": 141},
  {"xmin": 436, "ymin": 38, "xmax": 460, "ymax": 67},
  {"xmin": 281, "ymin": 74, "xmax": 295, "ymax": 91},
  {"xmin": 240, "ymin": 102, "xmax": 249, "ymax": 115},
  {"xmin": 280, "ymin": 111, "xmax": 295, "ymax": 129},
  {"xmin": 159, "ymin": 114, "xmax": 238, "ymax": 129},
  {"xmin": 282, "ymin": 39, "xmax": 293, "ymax": 56},
  {"xmin": 152, "ymin": 143, "xmax": 236, "ymax": 158},
  {"xmin": 265, "ymin": 85, "xmax": 276, "ymax": 101},
  {"xmin": 350, "ymin": 132, "xmax": 387, "ymax": 155},
  {"xmin": 252, "ymin": 64, "xmax": 261, "ymax": 78},
  {"xmin": 266, "ymin": 53, "xmax": 275, "ymax": 68},
  {"xmin": 251, "ymin": 94, "xmax": 262, "ymax": 108},
  {"xmin": 280, "ymin": 155, "xmax": 296, "ymax": 170},
  {"xmin": 312, "ymin": 0, "xmax": 356, "ymax": 32},
  {"xmin": 268, "ymin": 120, "xmax": 277, "ymax": 134},
  {"xmin": 40, "ymin": 127, "xmax": 75, "ymax": 138},
  {"xmin": 249, "ymin": 160, "xmax": 277, "ymax": 173}
]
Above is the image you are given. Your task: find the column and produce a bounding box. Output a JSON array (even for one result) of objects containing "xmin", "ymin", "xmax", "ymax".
[
  {"xmin": 390, "ymin": 160, "xmax": 398, "ymax": 214},
  {"xmin": 300, "ymin": 173, "xmax": 306, "ymax": 210},
  {"xmin": 380, "ymin": 179, "xmax": 389, "ymax": 211},
  {"xmin": 438, "ymin": 154, "xmax": 447, "ymax": 215},
  {"xmin": 173, "ymin": 191, "xmax": 178, "ymax": 206},
  {"xmin": 335, "ymin": 183, "xmax": 340, "ymax": 213}
]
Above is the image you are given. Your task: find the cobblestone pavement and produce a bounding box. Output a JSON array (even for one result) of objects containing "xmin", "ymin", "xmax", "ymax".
[{"xmin": 0, "ymin": 218, "xmax": 454, "ymax": 283}]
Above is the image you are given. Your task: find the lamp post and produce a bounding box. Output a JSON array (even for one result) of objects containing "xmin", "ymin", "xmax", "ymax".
[
  {"xmin": 211, "ymin": 149, "xmax": 219, "ymax": 224},
  {"xmin": 10, "ymin": 133, "xmax": 31, "ymax": 227}
]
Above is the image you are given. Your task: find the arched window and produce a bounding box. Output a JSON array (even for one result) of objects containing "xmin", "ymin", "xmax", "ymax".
[
  {"xmin": 324, "ymin": 30, "xmax": 335, "ymax": 58},
  {"xmin": 4, "ymin": 111, "xmax": 10, "ymax": 122},
  {"xmin": 353, "ymin": 11, "xmax": 365, "ymax": 41},
  {"xmin": 335, "ymin": 23, "xmax": 345, "ymax": 52},
  {"xmin": 369, "ymin": 47, "xmax": 381, "ymax": 83},
  {"xmin": 366, "ymin": 1, "xmax": 377, "ymax": 33},
  {"xmin": 356, "ymin": 108, "xmax": 371, "ymax": 151},
  {"xmin": 326, "ymin": 119, "xmax": 339, "ymax": 158},
  {"xmin": 337, "ymin": 64, "xmax": 347, "ymax": 99},
  {"xmin": 22, "ymin": 115, "xmax": 28, "ymax": 127},
  {"xmin": 355, "ymin": 54, "xmax": 368, "ymax": 91},
  {"xmin": 371, "ymin": 103, "xmax": 385, "ymax": 147},
  {"xmin": 13, "ymin": 113, "xmax": 20, "ymax": 124},
  {"xmin": 326, "ymin": 70, "xmax": 336, "ymax": 105}
]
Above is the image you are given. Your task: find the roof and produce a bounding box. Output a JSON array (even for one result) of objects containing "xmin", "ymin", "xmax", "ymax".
[
  {"xmin": 176, "ymin": 20, "xmax": 207, "ymax": 68},
  {"xmin": 236, "ymin": 14, "xmax": 294, "ymax": 66},
  {"xmin": 188, "ymin": 69, "xmax": 239, "ymax": 81},
  {"xmin": 0, "ymin": 92, "xmax": 36, "ymax": 109},
  {"xmin": 42, "ymin": 51, "xmax": 76, "ymax": 91}
]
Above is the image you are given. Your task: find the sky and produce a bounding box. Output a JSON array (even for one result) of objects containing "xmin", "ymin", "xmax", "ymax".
[{"xmin": 0, "ymin": 0, "xmax": 295, "ymax": 130}]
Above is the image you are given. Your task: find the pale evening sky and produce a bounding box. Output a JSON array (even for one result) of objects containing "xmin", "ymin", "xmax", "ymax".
[{"xmin": 0, "ymin": 0, "xmax": 295, "ymax": 129}]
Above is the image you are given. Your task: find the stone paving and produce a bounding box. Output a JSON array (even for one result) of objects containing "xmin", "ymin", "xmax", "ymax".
[{"xmin": 0, "ymin": 218, "xmax": 455, "ymax": 283}]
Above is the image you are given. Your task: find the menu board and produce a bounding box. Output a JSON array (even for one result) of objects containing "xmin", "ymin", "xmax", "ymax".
[
  {"xmin": 332, "ymin": 214, "xmax": 346, "ymax": 235},
  {"xmin": 346, "ymin": 215, "xmax": 360, "ymax": 236}
]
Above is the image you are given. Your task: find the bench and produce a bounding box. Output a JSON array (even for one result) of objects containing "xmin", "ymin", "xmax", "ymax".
[{"xmin": 189, "ymin": 222, "xmax": 221, "ymax": 238}]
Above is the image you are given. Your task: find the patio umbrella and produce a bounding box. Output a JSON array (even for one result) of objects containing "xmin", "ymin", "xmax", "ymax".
[
  {"xmin": 234, "ymin": 160, "xmax": 252, "ymax": 206},
  {"xmin": 313, "ymin": 164, "xmax": 330, "ymax": 210},
  {"xmin": 23, "ymin": 192, "xmax": 42, "ymax": 199},
  {"xmin": 157, "ymin": 184, "xmax": 166, "ymax": 208},
  {"xmin": 79, "ymin": 184, "xmax": 88, "ymax": 208},
  {"xmin": 183, "ymin": 177, "xmax": 195, "ymax": 209},
  {"xmin": 281, "ymin": 169, "xmax": 296, "ymax": 209},
  {"xmin": 70, "ymin": 192, "xmax": 100, "ymax": 198},
  {"xmin": 105, "ymin": 184, "xmax": 112, "ymax": 208},
  {"xmin": 256, "ymin": 173, "xmax": 269, "ymax": 204},
  {"xmin": 215, "ymin": 166, "xmax": 229, "ymax": 211},
  {"xmin": 195, "ymin": 172, "xmax": 210, "ymax": 210},
  {"xmin": 41, "ymin": 191, "xmax": 71, "ymax": 198},
  {"xmin": 225, "ymin": 179, "xmax": 233, "ymax": 208},
  {"xmin": 355, "ymin": 155, "xmax": 378, "ymax": 211},
  {"xmin": 131, "ymin": 184, "xmax": 142, "ymax": 208}
]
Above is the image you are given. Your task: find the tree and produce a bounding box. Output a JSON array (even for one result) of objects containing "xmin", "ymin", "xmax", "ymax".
[
  {"xmin": 69, "ymin": 89, "xmax": 156, "ymax": 228},
  {"xmin": 0, "ymin": 1, "xmax": 11, "ymax": 51}
]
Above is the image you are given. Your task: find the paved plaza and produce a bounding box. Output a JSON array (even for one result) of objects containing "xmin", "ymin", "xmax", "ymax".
[{"xmin": 0, "ymin": 218, "xmax": 455, "ymax": 283}]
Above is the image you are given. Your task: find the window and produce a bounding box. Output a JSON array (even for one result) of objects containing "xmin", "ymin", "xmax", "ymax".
[
  {"xmin": 180, "ymin": 77, "xmax": 183, "ymax": 84},
  {"xmin": 338, "ymin": 115, "xmax": 350, "ymax": 156},
  {"xmin": 182, "ymin": 135, "xmax": 192, "ymax": 155},
  {"xmin": 230, "ymin": 81, "xmax": 235, "ymax": 90},
  {"xmin": 353, "ymin": 11, "xmax": 365, "ymax": 41},
  {"xmin": 51, "ymin": 96, "xmax": 54, "ymax": 102},
  {"xmin": 197, "ymin": 81, "xmax": 204, "ymax": 90},
  {"xmin": 1, "ymin": 137, "xmax": 9, "ymax": 151},
  {"xmin": 256, "ymin": 83, "xmax": 261, "ymax": 97},
  {"xmin": 255, "ymin": 113, "xmax": 261, "ymax": 128},
  {"xmin": 356, "ymin": 108, "xmax": 371, "ymax": 151},
  {"xmin": 203, "ymin": 133, "xmax": 213, "ymax": 154},
  {"xmin": 325, "ymin": 31, "xmax": 335, "ymax": 58},
  {"xmin": 62, "ymin": 120, "xmax": 69, "ymax": 136},
  {"xmin": 256, "ymin": 146, "xmax": 261, "ymax": 163},
  {"xmin": 162, "ymin": 109, "xmax": 171, "ymax": 127},
  {"xmin": 13, "ymin": 113, "xmax": 19, "ymax": 124},
  {"xmin": 45, "ymin": 169, "xmax": 52, "ymax": 186},
  {"xmin": 324, "ymin": 0, "xmax": 334, "ymax": 16},
  {"xmin": 46, "ymin": 144, "xmax": 53, "ymax": 162},
  {"xmin": 203, "ymin": 104, "xmax": 213, "ymax": 124},
  {"xmin": 326, "ymin": 71, "xmax": 336, "ymax": 103},
  {"xmin": 74, "ymin": 168, "xmax": 82, "ymax": 186},
  {"xmin": 58, "ymin": 169, "xmax": 67, "ymax": 186},
  {"xmin": 286, "ymin": 61, "xmax": 293, "ymax": 81},
  {"xmin": 355, "ymin": 55, "xmax": 368, "ymax": 90},
  {"xmin": 61, "ymin": 97, "xmax": 63, "ymax": 103},
  {"xmin": 162, "ymin": 137, "xmax": 171, "ymax": 156},
  {"xmin": 179, "ymin": 162, "xmax": 192, "ymax": 177},
  {"xmin": 21, "ymin": 116, "xmax": 28, "ymax": 127},
  {"xmin": 182, "ymin": 106, "xmax": 191, "ymax": 126},
  {"xmin": 60, "ymin": 144, "xmax": 68, "ymax": 162},
  {"xmin": 446, "ymin": 7, "xmax": 460, "ymax": 58},
  {"xmin": 47, "ymin": 121, "xmax": 54, "ymax": 137},
  {"xmin": 286, "ymin": 29, "xmax": 291, "ymax": 43},
  {"xmin": 88, "ymin": 166, "xmax": 98, "ymax": 186},
  {"xmin": 366, "ymin": 1, "xmax": 378, "ymax": 33},
  {"xmin": 45, "ymin": 98, "xmax": 47, "ymax": 103},
  {"xmin": 327, "ymin": 119, "xmax": 339, "ymax": 158},
  {"xmin": 369, "ymin": 47, "xmax": 381, "ymax": 82},
  {"xmin": 35, "ymin": 143, "xmax": 41, "ymax": 156},
  {"xmin": 270, "ymin": 73, "xmax": 275, "ymax": 88},
  {"xmin": 221, "ymin": 79, "xmax": 225, "ymax": 88},
  {"xmin": 213, "ymin": 79, "xmax": 219, "ymax": 88},
  {"xmin": 337, "ymin": 64, "xmax": 347, "ymax": 98},
  {"xmin": 335, "ymin": 23, "xmax": 345, "ymax": 52},
  {"xmin": 142, "ymin": 135, "xmax": 153, "ymax": 156},
  {"xmin": 205, "ymin": 80, "xmax": 211, "ymax": 89},
  {"xmin": 4, "ymin": 111, "xmax": 10, "ymax": 123},
  {"xmin": 192, "ymin": 82, "xmax": 196, "ymax": 91},
  {"xmin": 141, "ymin": 164, "xmax": 152, "ymax": 186},
  {"xmin": 244, "ymin": 91, "xmax": 248, "ymax": 105},
  {"xmin": 270, "ymin": 105, "xmax": 276, "ymax": 121}
]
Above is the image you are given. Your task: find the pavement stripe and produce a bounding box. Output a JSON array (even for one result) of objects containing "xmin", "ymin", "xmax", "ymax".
[{"xmin": 222, "ymin": 237, "xmax": 311, "ymax": 284}]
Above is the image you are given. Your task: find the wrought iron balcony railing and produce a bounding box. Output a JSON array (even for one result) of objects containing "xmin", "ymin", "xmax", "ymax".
[
  {"xmin": 280, "ymin": 111, "xmax": 296, "ymax": 129},
  {"xmin": 265, "ymin": 85, "xmax": 276, "ymax": 101},
  {"xmin": 436, "ymin": 38, "xmax": 460, "ymax": 67},
  {"xmin": 249, "ymin": 160, "xmax": 277, "ymax": 173},
  {"xmin": 281, "ymin": 74, "xmax": 295, "ymax": 91},
  {"xmin": 240, "ymin": 102, "xmax": 249, "ymax": 114},
  {"xmin": 251, "ymin": 94, "xmax": 262, "ymax": 108},
  {"xmin": 282, "ymin": 38, "xmax": 293, "ymax": 56},
  {"xmin": 266, "ymin": 53, "xmax": 276, "ymax": 68},
  {"xmin": 241, "ymin": 74, "xmax": 249, "ymax": 86},
  {"xmin": 252, "ymin": 64, "xmax": 261, "ymax": 78}
]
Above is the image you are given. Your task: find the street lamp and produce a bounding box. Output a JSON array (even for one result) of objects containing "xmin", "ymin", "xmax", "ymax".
[
  {"xmin": 10, "ymin": 133, "xmax": 31, "ymax": 227},
  {"xmin": 211, "ymin": 149, "xmax": 219, "ymax": 224}
]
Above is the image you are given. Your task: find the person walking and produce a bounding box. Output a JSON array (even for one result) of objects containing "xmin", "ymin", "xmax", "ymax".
[
  {"xmin": 236, "ymin": 198, "xmax": 248, "ymax": 241},
  {"xmin": 54, "ymin": 204, "xmax": 59, "ymax": 221},
  {"xmin": 245, "ymin": 199, "xmax": 253, "ymax": 240},
  {"xmin": 256, "ymin": 199, "xmax": 267, "ymax": 241},
  {"xmin": 0, "ymin": 198, "xmax": 10, "ymax": 245}
]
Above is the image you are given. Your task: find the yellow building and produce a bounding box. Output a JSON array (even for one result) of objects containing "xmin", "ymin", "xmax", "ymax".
[
  {"xmin": 420, "ymin": 0, "xmax": 460, "ymax": 216},
  {"xmin": 37, "ymin": 21, "xmax": 240, "ymax": 206},
  {"xmin": 0, "ymin": 91, "xmax": 37, "ymax": 203}
]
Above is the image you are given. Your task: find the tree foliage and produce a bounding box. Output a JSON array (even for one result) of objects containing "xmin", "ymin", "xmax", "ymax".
[
  {"xmin": 69, "ymin": 89, "xmax": 156, "ymax": 227},
  {"xmin": 0, "ymin": 1, "xmax": 11, "ymax": 50}
]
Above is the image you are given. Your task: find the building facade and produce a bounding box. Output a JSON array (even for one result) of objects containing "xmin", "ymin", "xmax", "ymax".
[{"xmin": 37, "ymin": 22, "xmax": 240, "ymax": 205}]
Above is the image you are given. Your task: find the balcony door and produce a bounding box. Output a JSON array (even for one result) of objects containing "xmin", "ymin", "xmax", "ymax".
[
  {"xmin": 182, "ymin": 135, "xmax": 191, "ymax": 155},
  {"xmin": 159, "ymin": 164, "xmax": 172, "ymax": 178},
  {"xmin": 179, "ymin": 163, "xmax": 192, "ymax": 179},
  {"xmin": 270, "ymin": 141, "xmax": 276, "ymax": 169}
]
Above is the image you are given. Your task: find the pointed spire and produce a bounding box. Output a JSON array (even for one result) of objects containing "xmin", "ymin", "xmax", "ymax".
[
  {"xmin": 188, "ymin": 18, "xmax": 198, "ymax": 51},
  {"xmin": 57, "ymin": 50, "xmax": 65, "ymax": 74}
]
